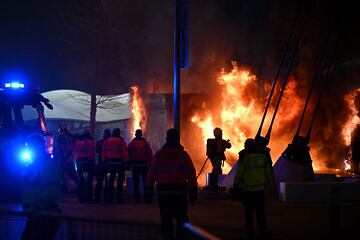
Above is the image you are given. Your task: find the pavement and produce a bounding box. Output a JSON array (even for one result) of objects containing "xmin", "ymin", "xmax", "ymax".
[
  {"xmin": 1, "ymin": 188, "xmax": 360, "ymax": 240},
  {"xmin": 54, "ymin": 189, "xmax": 360, "ymax": 239}
]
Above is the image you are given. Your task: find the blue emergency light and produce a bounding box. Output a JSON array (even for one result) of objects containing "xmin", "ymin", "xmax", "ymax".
[
  {"xmin": 4, "ymin": 82, "xmax": 25, "ymax": 89},
  {"xmin": 19, "ymin": 147, "xmax": 33, "ymax": 166}
]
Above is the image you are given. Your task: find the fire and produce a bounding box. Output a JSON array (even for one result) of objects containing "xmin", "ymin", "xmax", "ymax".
[
  {"xmin": 191, "ymin": 61, "xmax": 305, "ymax": 174},
  {"xmin": 344, "ymin": 161, "xmax": 351, "ymax": 171},
  {"xmin": 191, "ymin": 111, "xmax": 214, "ymax": 144},
  {"xmin": 342, "ymin": 88, "xmax": 360, "ymax": 145},
  {"xmin": 130, "ymin": 86, "xmax": 146, "ymax": 135},
  {"xmin": 217, "ymin": 62, "xmax": 258, "ymax": 155},
  {"xmin": 341, "ymin": 88, "xmax": 360, "ymax": 171}
]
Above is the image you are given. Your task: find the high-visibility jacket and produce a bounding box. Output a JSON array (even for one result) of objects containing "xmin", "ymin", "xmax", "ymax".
[
  {"xmin": 146, "ymin": 143, "xmax": 197, "ymax": 189},
  {"xmin": 56, "ymin": 132, "xmax": 73, "ymax": 164},
  {"xmin": 128, "ymin": 138, "xmax": 153, "ymax": 167},
  {"xmin": 74, "ymin": 138, "xmax": 95, "ymax": 162},
  {"xmin": 234, "ymin": 153, "xmax": 272, "ymax": 192},
  {"xmin": 102, "ymin": 137, "xmax": 128, "ymax": 163}
]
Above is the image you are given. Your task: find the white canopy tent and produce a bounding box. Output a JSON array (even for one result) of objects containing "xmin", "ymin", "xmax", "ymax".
[{"xmin": 22, "ymin": 89, "xmax": 131, "ymax": 122}]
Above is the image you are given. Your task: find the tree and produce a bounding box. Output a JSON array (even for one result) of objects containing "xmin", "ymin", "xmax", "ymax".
[{"xmin": 56, "ymin": 0, "xmax": 124, "ymax": 136}]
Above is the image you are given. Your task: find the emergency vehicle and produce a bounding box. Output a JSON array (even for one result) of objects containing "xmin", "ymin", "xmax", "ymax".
[{"xmin": 0, "ymin": 81, "xmax": 53, "ymax": 202}]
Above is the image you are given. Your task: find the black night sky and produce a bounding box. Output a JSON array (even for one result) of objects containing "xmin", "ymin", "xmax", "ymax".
[
  {"xmin": 1, "ymin": 2, "xmax": 360, "ymax": 239},
  {"xmin": 0, "ymin": 0, "xmax": 358, "ymax": 95}
]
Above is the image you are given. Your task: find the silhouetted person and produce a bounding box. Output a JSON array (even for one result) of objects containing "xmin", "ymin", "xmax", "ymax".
[
  {"xmin": 128, "ymin": 129, "xmax": 153, "ymax": 203},
  {"xmin": 206, "ymin": 127, "xmax": 231, "ymax": 188},
  {"xmin": 234, "ymin": 138, "xmax": 272, "ymax": 238},
  {"xmin": 102, "ymin": 128, "xmax": 128, "ymax": 204},
  {"xmin": 55, "ymin": 122, "xmax": 78, "ymax": 192},
  {"xmin": 94, "ymin": 129, "xmax": 111, "ymax": 202},
  {"xmin": 229, "ymin": 140, "xmax": 255, "ymax": 201},
  {"xmin": 254, "ymin": 136, "xmax": 276, "ymax": 198},
  {"xmin": 146, "ymin": 129, "xmax": 197, "ymax": 240},
  {"xmin": 21, "ymin": 134, "xmax": 60, "ymax": 240},
  {"xmin": 254, "ymin": 136, "xmax": 272, "ymax": 165},
  {"xmin": 74, "ymin": 129, "xmax": 95, "ymax": 203}
]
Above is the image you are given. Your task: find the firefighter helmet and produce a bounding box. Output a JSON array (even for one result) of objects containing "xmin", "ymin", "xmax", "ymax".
[
  {"xmin": 135, "ymin": 129, "xmax": 143, "ymax": 138},
  {"xmin": 112, "ymin": 128, "xmax": 121, "ymax": 137},
  {"xmin": 244, "ymin": 138, "xmax": 255, "ymax": 149},
  {"xmin": 166, "ymin": 128, "xmax": 179, "ymax": 142},
  {"xmin": 213, "ymin": 127, "xmax": 222, "ymax": 137}
]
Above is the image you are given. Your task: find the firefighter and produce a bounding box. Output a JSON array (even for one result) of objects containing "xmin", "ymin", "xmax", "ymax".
[
  {"xmin": 206, "ymin": 127, "xmax": 231, "ymax": 188},
  {"xmin": 55, "ymin": 122, "xmax": 78, "ymax": 192},
  {"xmin": 230, "ymin": 139, "xmax": 255, "ymax": 201},
  {"xmin": 21, "ymin": 134, "xmax": 60, "ymax": 240},
  {"xmin": 94, "ymin": 129, "xmax": 111, "ymax": 202},
  {"xmin": 74, "ymin": 129, "xmax": 95, "ymax": 203},
  {"xmin": 254, "ymin": 135, "xmax": 276, "ymax": 198},
  {"xmin": 234, "ymin": 138, "xmax": 272, "ymax": 237},
  {"xmin": 102, "ymin": 128, "xmax": 128, "ymax": 204},
  {"xmin": 146, "ymin": 128, "xmax": 197, "ymax": 239},
  {"xmin": 254, "ymin": 135, "xmax": 272, "ymax": 164},
  {"xmin": 128, "ymin": 129, "xmax": 153, "ymax": 203}
]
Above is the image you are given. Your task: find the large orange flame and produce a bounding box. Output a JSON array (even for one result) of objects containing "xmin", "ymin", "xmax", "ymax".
[
  {"xmin": 341, "ymin": 88, "xmax": 360, "ymax": 171},
  {"xmin": 217, "ymin": 63, "xmax": 258, "ymax": 155},
  {"xmin": 130, "ymin": 86, "xmax": 146, "ymax": 135},
  {"xmin": 191, "ymin": 61, "xmax": 309, "ymax": 177},
  {"xmin": 191, "ymin": 111, "xmax": 214, "ymax": 143},
  {"xmin": 342, "ymin": 88, "xmax": 360, "ymax": 146}
]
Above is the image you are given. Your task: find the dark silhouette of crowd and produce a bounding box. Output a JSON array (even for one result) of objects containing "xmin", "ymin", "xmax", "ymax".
[
  {"xmin": 53, "ymin": 125, "xmax": 198, "ymax": 239},
  {"xmin": 55, "ymin": 125, "xmax": 156, "ymax": 205},
  {"xmin": 24, "ymin": 124, "xmax": 275, "ymax": 240}
]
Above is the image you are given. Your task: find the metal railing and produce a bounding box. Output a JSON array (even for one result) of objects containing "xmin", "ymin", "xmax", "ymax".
[{"xmin": 183, "ymin": 223, "xmax": 222, "ymax": 240}]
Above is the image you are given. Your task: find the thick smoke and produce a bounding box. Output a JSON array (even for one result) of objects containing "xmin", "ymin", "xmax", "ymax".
[
  {"xmin": 0, "ymin": 0, "xmax": 359, "ymax": 169},
  {"xmin": 177, "ymin": 1, "xmax": 360, "ymax": 169}
]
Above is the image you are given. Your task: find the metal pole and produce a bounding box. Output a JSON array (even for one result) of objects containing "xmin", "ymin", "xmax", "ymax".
[
  {"xmin": 293, "ymin": 25, "xmax": 334, "ymax": 143},
  {"xmin": 294, "ymin": 49, "xmax": 325, "ymax": 141},
  {"xmin": 306, "ymin": 25, "xmax": 342, "ymax": 142},
  {"xmin": 174, "ymin": 0, "xmax": 181, "ymax": 132},
  {"xmin": 265, "ymin": 21, "xmax": 305, "ymax": 142},
  {"xmin": 256, "ymin": 16, "xmax": 298, "ymax": 139}
]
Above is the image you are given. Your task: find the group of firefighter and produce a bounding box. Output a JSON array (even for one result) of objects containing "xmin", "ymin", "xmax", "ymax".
[
  {"xmin": 54, "ymin": 122, "xmax": 274, "ymax": 238},
  {"xmin": 57, "ymin": 123, "xmax": 152, "ymax": 204},
  {"xmin": 56, "ymin": 124, "xmax": 197, "ymax": 238}
]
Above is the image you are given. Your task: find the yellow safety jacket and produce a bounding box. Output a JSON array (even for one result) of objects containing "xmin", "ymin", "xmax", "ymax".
[{"xmin": 234, "ymin": 153, "xmax": 272, "ymax": 192}]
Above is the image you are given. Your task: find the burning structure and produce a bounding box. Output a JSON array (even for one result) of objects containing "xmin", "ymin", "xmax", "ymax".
[
  {"xmin": 124, "ymin": 2, "xmax": 360, "ymax": 187},
  {"xmin": 130, "ymin": 65, "xmax": 359, "ymax": 187},
  {"xmin": 129, "ymin": 66, "xmax": 360, "ymax": 187}
]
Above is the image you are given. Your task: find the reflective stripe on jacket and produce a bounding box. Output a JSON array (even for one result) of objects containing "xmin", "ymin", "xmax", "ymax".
[
  {"xmin": 102, "ymin": 137, "xmax": 128, "ymax": 163},
  {"xmin": 234, "ymin": 153, "xmax": 271, "ymax": 192},
  {"xmin": 146, "ymin": 144, "xmax": 197, "ymax": 189},
  {"xmin": 128, "ymin": 138, "xmax": 153, "ymax": 166},
  {"xmin": 74, "ymin": 139, "xmax": 95, "ymax": 162}
]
